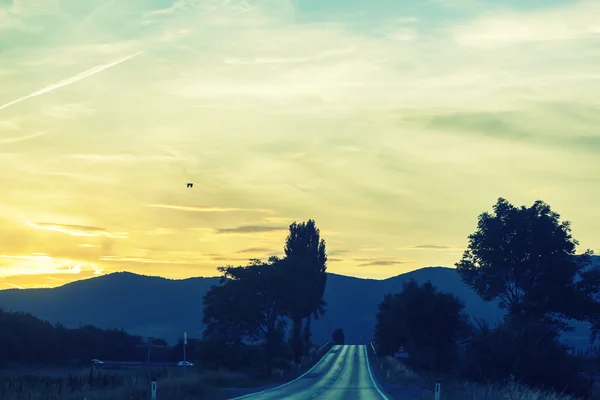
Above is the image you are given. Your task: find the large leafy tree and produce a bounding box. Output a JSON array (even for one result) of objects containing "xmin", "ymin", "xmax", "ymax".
[
  {"xmin": 374, "ymin": 279, "xmax": 471, "ymax": 372},
  {"xmin": 202, "ymin": 258, "xmax": 288, "ymax": 375},
  {"xmin": 280, "ymin": 219, "xmax": 327, "ymax": 365},
  {"xmin": 456, "ymin": 198, "xmax": 600, "ymax": 337}
]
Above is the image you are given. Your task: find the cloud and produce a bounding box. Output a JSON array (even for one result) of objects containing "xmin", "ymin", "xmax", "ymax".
[
  {"xmin": 208, "ymin": 254, "xmax": 257, "ymax": 262},
  {"xmin": 358, "ymin": 247, "xmax": 384, "ymax": 252},
  {"xmin": 43, "ymin": 103, "xmax": 94, "ymax": 119},
  {"xmin": 66, "ymin": 154, "xmax": 178, "ymax": 163},
  {"xmin": 0, "ymin": 118, "xmax": 21, "ymax": 130},
  {"xmin": 234, "ymin": 247, "xmax": 273, "ymax": 254},
  {"xmin": 147, "ymin": 204, "xmax": 275, "ymax": 213},
  {"xmin": 26, "ymin": 221, "xmax": 128, "ymax": 238},
  {"xmin": 0, "ymin": 131, "xmax": 47, "ymax": 144},
  {"xmin": 356, "ymin": 259, "xmax": 407, "ymax": 267},
  {"xmin": 215, "ymin": 225, "xmax": 287, "ymax": 234},
  {"xmin": 99, "ymin": 256, "xmax": 196, "ymax": 265},
  {"xmin": 403, "ymin": 111, "xmax": 528, "ymax": 139},
  {"xmin": 145, "ymin": 228, "xmax": 178, "ymax": 236},
  {"xmin": 263, "ymin": 217, "xmax": 295, "ymax": 224},
  {"xmin": 571, "ymin": 135, "xmax": 600, "ymax": 151},
  {"xmin": 37, "ymin": 171, "xmax": 118, "ymax": 184},
  {"xmin": 0, "ymin": 52, "xmax": 142, "ymax": 112},
  {"xmin": 0, "ymin": 253, "xmax": 102, "ymax": 277},
  {"xmin": 328, "ymin": 249, "xmax": 349, "ymax": 256},
  {"xmin": 451, "ymin": 1, "xmax": 600, "ymax": 48},
  {"xmin": 412, "ymin": 245, "xmax": 451, "ymax": 249}
]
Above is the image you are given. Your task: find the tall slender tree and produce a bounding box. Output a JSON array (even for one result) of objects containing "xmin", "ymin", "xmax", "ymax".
[{"xmin": 280, "ymin": 220, "xmax": 327, "ymax": 365}]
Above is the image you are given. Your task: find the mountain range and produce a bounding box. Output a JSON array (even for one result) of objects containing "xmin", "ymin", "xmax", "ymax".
[{"xmin": 0, "ymin": 258, "xmax": 598, "ymax": 350}]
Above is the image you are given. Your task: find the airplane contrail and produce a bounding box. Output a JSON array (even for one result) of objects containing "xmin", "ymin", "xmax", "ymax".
[{"xmin": 0, "ymin": 52, "xmax": 142, "ymax": 112}]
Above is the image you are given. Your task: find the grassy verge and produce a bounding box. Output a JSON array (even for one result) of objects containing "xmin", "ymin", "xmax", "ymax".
[
  {"xmin": 0, "ymin": 367, "xmax": 249, "ymax": 400},
  {"xmin": 377, "ymin": 356, "xmax": 583, "ymax": 400},
  {"xmin": 219, "ymin": 341, "xmax": 336, "ymax": 398},
  {"xmin": 0, "ymin": 343, "xmax": 336, "ymax": 400}
]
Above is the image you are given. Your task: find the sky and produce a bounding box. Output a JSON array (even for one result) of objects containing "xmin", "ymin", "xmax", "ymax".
[{"xmin": 0, "ymin": 0, "xmax": 599, "ymax": 289}]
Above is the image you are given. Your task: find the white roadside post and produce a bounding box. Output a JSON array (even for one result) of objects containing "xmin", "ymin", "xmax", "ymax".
[
  {"xmin": 150, "ymin": 378, "xmax": 157, "ymax": 400},
  {"xmin": 434, "ymin": 380, "xmax": 441, "ymax": 400}
]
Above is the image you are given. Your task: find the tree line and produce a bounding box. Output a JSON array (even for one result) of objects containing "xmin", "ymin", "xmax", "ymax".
[
  {"xmin": 0, "ymin": 311, "xmax": 146, "ymax": 365},
  {"xmin": 0, "ymin": 310, "xmax": 239, "ymax": 367},
  {"xmin": 374, "ymin": 198, "xmax": 600, "ymax": 398},
  {"xmin": 201, "ymin": 219, "xmax": 329, "ymax": 376}
]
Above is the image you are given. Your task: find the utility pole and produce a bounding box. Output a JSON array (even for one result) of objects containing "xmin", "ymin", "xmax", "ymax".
[
  {"xmin": 183, "ymin": 332, "xmax": 187, "ymax": 376},
  {"xmin": 146, "ymin": 337, "xmax": 153, "ymax": 366},
  {"xmin": 183, "ymin": 332, "xmax": 187, "ymax": 362}
]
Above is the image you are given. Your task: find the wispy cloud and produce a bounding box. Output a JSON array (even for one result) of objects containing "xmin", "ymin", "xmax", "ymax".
[
  {"xmin": 451, "ymin": 2, "xmax": 600, "ymax": 48},
  {"xmin": 147, "ymin": 204, "xmax": 275, "ymax": 213},
  {"xmin": 145, "ymin": 228, "xmax": 178, "ymax": 236},
  {"xmin": 0, "ymin": 131, "xmax": 47, "ymax": 144},
  {"xmin": 0, "ymin": 52, "xmax": 142, "ymax": 112},
  {"xmin": 0, "ymin": 254, "xmax": 102, "ymax": 277},
  {"xmin": 26, "ymin": 221, "xmax": 128, "ymax": 238},
  {"xmin": 234, "ymin": 247, "xmax": 273, "ymax": 254},
  {"xmin": 395, "ymin": 245, "xmax": 467, "ymax": 254},
  {"xmin": 356, "ymin": 259, "xmax": 407, "ymax": 267},
  {"xmin": 37, "ymin": 171, "xmax": 118, "ymax": 184},
  {"xmin": 43, "ymin": 103, "xmax": 94, "ymax": 119},
  {"xmin": 215, "ymin": 225, "xmax": 287, "ymax": 234},
  {"xmin": 99, "ymin": 256, "xmax": 197, "ymax": 265}
]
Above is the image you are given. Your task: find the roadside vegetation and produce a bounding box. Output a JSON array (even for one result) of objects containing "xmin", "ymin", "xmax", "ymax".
[{"xmin": 373, "ymin": 198, "xmax": 600, "ymax": 400}]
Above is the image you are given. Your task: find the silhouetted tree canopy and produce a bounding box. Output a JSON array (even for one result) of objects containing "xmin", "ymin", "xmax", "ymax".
[
  {"xmin": 202, "ymin": 258, "xmax": 288, "ymax": 375},
  {"xmin": 332, "ymin": 328, "xmax": 345, "ymax": 345},
  {"xmin": 456, "ymin": 198, "xmax": 600, "ymax": 337},
  {"xmin": 374, "ymin": 280, "xmax": 471, "ymax": 373},
  {"xmin": 279, "ymin": 219, "xmax": 327, "ymax": 364}
]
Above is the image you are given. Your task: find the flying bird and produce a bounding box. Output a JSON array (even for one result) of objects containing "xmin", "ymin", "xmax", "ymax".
[{"xmin": 187, "ymin": 183, "xmax": 193, "ymax": 188}]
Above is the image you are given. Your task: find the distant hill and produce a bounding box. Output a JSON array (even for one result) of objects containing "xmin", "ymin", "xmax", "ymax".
[{"xmin": 1, "ymin": 256, "xmax": 598, "ymax": 350}]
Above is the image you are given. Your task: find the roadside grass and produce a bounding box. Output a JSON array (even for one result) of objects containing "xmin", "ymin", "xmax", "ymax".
[
  {"xmin": 0, "ymin": 367, "xmax": 242, "ymax": 400},
  {"xmin": 379, "ymin": 356, "xmax": 586, "ymax": 400},
  {"xmin": 0, "ymin": 342, "xmax": 335, "ymax": 400}
]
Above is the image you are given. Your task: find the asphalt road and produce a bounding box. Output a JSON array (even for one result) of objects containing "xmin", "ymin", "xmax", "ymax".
[{"xmin": 230, "ymin": 345, "xmax": 390, "ymax": 400}]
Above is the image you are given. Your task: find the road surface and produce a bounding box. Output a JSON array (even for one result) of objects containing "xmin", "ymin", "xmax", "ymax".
[{"xmin": 230, "ymin": 345, "xmax": 390, "ymax": 400}]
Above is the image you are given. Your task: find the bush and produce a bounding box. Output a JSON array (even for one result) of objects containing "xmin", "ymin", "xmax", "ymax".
[
  {"xmin": 460, "ymin": 318, "xmax": 589, "ymax": 398},
  {"xmin": 332, "ymin": 328, "xmax": 345, "ymax": 345}
]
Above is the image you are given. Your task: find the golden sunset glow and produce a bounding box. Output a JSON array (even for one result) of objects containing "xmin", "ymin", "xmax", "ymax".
[{"xmin": 1, "ymin": 0, "xmax": 599, "ymax": 289}]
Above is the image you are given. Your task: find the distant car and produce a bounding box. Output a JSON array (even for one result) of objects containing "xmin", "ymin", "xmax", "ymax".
[
  {"xmin": 91, "ymin": 359, "xmax": 104, "ymax": 365},
  {"xmin": 177, "ymin": 361, "xmax": 194, "ymax": 367}
]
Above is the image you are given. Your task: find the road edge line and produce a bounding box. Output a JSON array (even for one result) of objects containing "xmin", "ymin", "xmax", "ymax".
[
  {"xmin": 228, "ymin": 344, "xmax": 337, "ymax": 399},
  {"xmin": 364, "ymin": 344, "xmax": 391, "ymax": 400}
]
